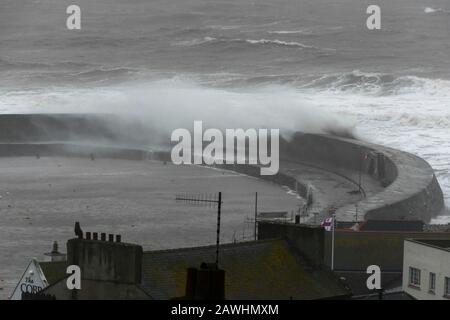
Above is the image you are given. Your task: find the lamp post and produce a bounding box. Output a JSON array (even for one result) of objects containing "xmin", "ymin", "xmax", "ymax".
[{"xmin": 359, "ymin": 150, "xmax": 363, "ymax": 195}]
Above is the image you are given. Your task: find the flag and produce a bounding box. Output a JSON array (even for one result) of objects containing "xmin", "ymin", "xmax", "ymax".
[{"xmin": 321, "ymin": 217, "xmax": 333, "ymax": 231}]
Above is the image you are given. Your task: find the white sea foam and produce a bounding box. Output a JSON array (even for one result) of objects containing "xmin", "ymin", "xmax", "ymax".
[
  {"xmin": 173, "ymin": 37, "xmax": 217, "ymax": 47},
  {"xmin": 172, "ymin": 36, "xmax": 331, "ymax": 51},
  {"xmin": 0, "ymin": 77, "xmax": 354, "ymax": 138},
  {"xmin": 268, "ymin": 30, "xmax": 310, "ymax": 35},
  {"xmin": 298, "ymin": 72, "xmax": 450, "ymax": 211},
  {"xmin": 268, "ymin": 26, "xmax": 343, "ymax": 35},
  {"xmin": 424, "ymin": 7, "xmax": 449, "ymax": 14},
  {"xmin": 208, "ymin": 25, "xmax": 243, "ymax": 30},
  {"xmin": 425, "ymin": 7, "xmax": 438, "ymax": 13},
  {"xmin": 245, "ymin": 38, "xmax": 315, "ymax": 48}
]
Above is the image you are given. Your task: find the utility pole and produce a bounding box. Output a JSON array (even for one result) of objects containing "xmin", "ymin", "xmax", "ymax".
[
  {"xmin": 359, "ymin": 150, "xmax": 363, "ymax": 195},
  {"xmin": 215, "ymin": 192, "xmax": 222, "ymax": 266}
]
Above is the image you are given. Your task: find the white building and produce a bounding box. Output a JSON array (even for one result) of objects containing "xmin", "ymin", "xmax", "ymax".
[{"xmin": 403, "ymin": 239, "xmax": 450, "ymax": 300}]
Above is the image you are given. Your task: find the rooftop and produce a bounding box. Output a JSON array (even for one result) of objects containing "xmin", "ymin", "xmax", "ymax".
[
  {"xmin": 38, "ymin": 238, "xmax": 351, "ymax": 300},
  {"xmin": 407, "ymin": 239, "xmax": 450, "ymax": 252},
  {"xmin": 39, "ymin": 261, "xmax": 67, "ymax": 285},
  {"xmin": 359, "ymin": 220, "xmax": 424, "ymax": 232},
  {"xmin": 335, "ymin": 270, "xmax": 403, "ymax": 296},
  {"xmin": 141, "ymin": 239, "xmax": 350, "ymax": 300}
]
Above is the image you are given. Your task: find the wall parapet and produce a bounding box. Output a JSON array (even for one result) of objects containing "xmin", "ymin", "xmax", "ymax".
[{"xmin": 280, "ymin": 133, "xmax": 444, "ymax": 223}]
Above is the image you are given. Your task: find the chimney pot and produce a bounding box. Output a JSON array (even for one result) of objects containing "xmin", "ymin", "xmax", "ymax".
[
  {"xmin": 185, "ymin": 268, "xmax": 197, "ymax": 298},
  {"xmin": 51, "ymin": 241, "xmax": 59, "ymax": 254}
]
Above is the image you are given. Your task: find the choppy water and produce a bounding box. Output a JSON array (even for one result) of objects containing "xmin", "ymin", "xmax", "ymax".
[{"xmin": 1, "ymin": 0, "xmax": 450, "ymax": 220}]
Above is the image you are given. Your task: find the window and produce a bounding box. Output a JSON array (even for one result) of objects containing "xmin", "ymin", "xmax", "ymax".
[
  {"xmin": 445, "ymin": 277, "xmax": 450, "ymax": 298},
  {"xmin": 409, "ymin": 267, "xmax": 421, "ymax": 287},
  {"xmin": 429, "ymin": 272, "xmax": 436, "ymax": 293}
]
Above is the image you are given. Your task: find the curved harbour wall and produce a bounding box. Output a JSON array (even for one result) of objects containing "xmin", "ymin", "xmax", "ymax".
[
  {"xmin": 281, "ymin": 133, "xmax": 444, "ymax": 222},
  {"xmin": 0, "ymin": 113, "xmax": 444, "ymax": 223}
]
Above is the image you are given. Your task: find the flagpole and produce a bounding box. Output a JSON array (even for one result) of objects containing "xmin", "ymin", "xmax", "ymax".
[
  {"xmin": 331, "ymin": 213, "xmax": 335, "ymax": 271},
  {"xmin": 359, "ymin": 151, "xmax": 362, "ymax": 194}
]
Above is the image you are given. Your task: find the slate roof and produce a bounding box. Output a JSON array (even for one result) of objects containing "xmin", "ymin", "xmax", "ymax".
[
  {"xmin": 352, "ymin": 291, "xmax": 415, "ymax": 300},
  {"xmin": 141, "ymin": 239, "xmax": 350, "ymax": 300},
  {"xmin": 37, "ymin": 239, "xmax": 351, "ymax": 300},
  {"xmin": 41, "ymin": 277, "xmax": 153, "ymax": 300},
  {"xmin": 39, "ymin": 261, "xmax": 67, "ymax": 285},
  {"xmin": 407, "ymin": 239, "xmax": 450, "ymax": 251},
  {"xmin": 359, "ymin": 220, "xmax": 424, "ymax": 232},
  {"xmin": 335, "ymin": 270, "xmax": 403, "ymax": 296}
]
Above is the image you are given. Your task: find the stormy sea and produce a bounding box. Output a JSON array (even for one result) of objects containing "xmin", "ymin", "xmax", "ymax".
[{"xmin": 1, "ymin": 0, "xmax": 450, "ymax": 221}]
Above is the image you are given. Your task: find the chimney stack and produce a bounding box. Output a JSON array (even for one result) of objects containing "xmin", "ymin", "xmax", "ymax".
[
  {"xmin": 183, "ymin": 262, "xmax": 225, "ymax": 300},
  {"xmin": 67, "ymin": 236, "xmax": 143, "ymax": 284}
]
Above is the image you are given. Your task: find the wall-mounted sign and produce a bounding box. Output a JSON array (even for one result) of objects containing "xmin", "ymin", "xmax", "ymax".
[{"xmin": 10, "ymin": 259, "xmax": 49, "ymax": 300}]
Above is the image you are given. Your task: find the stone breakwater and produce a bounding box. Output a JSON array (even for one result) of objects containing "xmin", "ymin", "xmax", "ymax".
[
  {"xmin": 0, "ymin": 113, "xmax": 444, "ymax": 223},
  {"xmin": 281, "ymin": 133, "xmax": 444, "ymax": 222}
]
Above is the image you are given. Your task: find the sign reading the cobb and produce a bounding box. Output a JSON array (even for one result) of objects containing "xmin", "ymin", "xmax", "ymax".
[{"xmin": 10, "ymin": 259, "xmax": 49, "ymax": 300}]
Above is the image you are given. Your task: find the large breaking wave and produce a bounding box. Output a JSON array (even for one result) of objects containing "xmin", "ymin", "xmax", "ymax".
[{"xmin": 1, "ymin": 70, "xmax": 449, "ymax": 216}]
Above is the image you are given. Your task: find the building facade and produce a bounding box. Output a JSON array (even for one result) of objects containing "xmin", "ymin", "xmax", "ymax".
[{"xmin": 403, "ymin": 239, "xmax": 450, "ymax": 300}]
